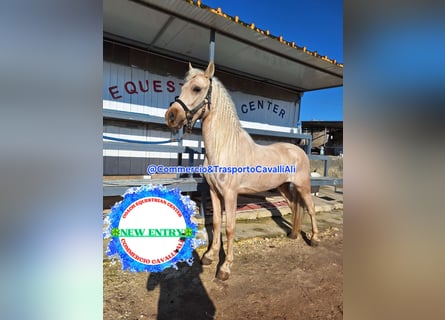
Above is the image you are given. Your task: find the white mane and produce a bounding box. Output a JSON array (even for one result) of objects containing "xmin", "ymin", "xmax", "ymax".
[{"xmin": 186, "ymin": 68, "xmax": 246, "ymax": 161}]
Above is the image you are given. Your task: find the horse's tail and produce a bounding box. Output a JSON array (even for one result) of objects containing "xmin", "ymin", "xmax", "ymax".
[
  {"xmin": 290, "ymin": 191, "xmax": 304, "ymax": 238},
  {"xmin": 278, "ymin": 182, "xmax": 305, "ymax": 239}
]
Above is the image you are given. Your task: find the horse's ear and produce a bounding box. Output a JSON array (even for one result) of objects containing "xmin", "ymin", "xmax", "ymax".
[
  {"xmin": 204, "ymin": 61, "xmax": 215, "ymax": 78},
  {"xmin": 188, "ymin": 62, "xmax": 193, "ymax": 71}
]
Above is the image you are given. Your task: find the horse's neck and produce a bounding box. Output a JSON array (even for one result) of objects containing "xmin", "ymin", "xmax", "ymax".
[
  {"xmin": 202, "ymin": 109, "xmax": 254, "ymax": 165},
  {"xmin": 200, "ymin": 82, "xmax": 257, "ymax": 164}
]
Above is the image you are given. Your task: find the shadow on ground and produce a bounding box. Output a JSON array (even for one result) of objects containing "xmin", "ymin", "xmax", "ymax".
[{"xmin": 146, "ymin": 251, "xmax": 216, "ymax": 320}]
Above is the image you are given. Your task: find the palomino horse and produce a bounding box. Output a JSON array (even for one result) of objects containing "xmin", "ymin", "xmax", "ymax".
[{"xmin": 165, "ymin": 62, "xmax": 319, "ymax": 281}]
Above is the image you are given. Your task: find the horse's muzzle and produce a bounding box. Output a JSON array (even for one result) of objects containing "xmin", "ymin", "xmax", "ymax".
[
  {"xmin": 165, "ymin": 106, "xmax": 185, "ymax": 132},
  {"xmin": 166, "ymin": 109, "xmax": 176, "ymax": 125}
]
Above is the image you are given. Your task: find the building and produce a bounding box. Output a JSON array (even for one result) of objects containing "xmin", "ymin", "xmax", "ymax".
[
  {"xmin": 302, "ymin": 121, "xmax": 343, "ymax": 155},
  {"xmin": 103, "ymin": 0, "xmax": 343, "ymax": 176}
]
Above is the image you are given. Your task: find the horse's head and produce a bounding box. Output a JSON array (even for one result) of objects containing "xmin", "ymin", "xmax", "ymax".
[{"xmin": 165, "ymin": 61, "xmax": 215, "ymax": 133}]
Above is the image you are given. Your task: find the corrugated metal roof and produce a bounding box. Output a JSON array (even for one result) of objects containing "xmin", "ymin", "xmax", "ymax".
[
  {"xmin": 194, "ymin": 0, "xmax": 342, "ymax": 68},
  {"xmin": 302, "ymin": 121, "xmax": 343, "ymax": 129},
  {"xmin": 104, "ymin": 0, "xmax": 343, "ymax": 92}
]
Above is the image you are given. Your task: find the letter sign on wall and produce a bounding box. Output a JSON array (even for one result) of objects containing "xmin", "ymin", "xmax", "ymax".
[{"xmin": 103, "ymin": 62, "xmax": 299, "ymax": 128}]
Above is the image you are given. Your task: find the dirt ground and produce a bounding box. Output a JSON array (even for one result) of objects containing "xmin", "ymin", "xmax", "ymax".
[{"xmin": 103, "ymin": 213, "xmax": 343, "ymax": 320}]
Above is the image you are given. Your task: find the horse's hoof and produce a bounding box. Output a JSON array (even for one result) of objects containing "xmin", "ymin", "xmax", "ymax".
[
  {"xmin": 310, "ymin": 238, "xmax": 320, "ymax": 247},
  {"xmin": 287, "ymin": 233, "xmax": 299, "ymax": 240},
  {"xmin": 216, "ymin": 270, "xmax": 230, "ymax": 281},
  {"xmin": 201, "ymin": 256, "xmax": 213, "ymax": 265}
]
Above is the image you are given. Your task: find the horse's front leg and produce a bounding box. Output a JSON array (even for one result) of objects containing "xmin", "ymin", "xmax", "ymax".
[
  {"xmin": 202, "ymin": 187, "xmax": 223, "ymax": 265},
  {"xmin": 217, "ymin": 190, "xmax": 237, "ymax": 281}
]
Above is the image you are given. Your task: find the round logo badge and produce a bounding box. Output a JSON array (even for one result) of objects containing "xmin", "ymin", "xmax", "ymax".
[{"xmin": 104, "ymin": 185, "xmax": 198, "ymax": 272}]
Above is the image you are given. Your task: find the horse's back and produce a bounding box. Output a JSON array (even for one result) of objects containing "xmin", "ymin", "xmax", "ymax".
[{"xmin": 254, "ymin": 141, "xmax": 309, "ymax": 167}]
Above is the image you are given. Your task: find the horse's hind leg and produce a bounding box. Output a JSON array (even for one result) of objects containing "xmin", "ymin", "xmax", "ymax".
[
  {"xmin": 278, "ymin": 183, "xmax": 303, "ymax": 239},
  {"xmin": 202, "ymin": 187, "xmax": 223, "ymax": 265},
  {"xmin": 295, "ymin": 183, "xmax": 320, "ymax": 246},
  {"xmin": 277, "ymin": 183, "xmax": 292, "ymax": 210}
]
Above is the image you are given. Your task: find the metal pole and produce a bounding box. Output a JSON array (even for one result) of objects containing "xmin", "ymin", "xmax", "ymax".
[{"xmin": 209, "ymin": 29, "xmax": 215, "ymax": 61}]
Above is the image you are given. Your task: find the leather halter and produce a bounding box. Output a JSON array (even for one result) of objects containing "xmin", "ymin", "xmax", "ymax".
[{"xmin": 172, "ymin": 78, "xmax": 212, "ymax": 134}]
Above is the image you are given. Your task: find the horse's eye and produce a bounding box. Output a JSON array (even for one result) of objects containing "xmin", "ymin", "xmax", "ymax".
[{"xmin": 193, "ymin": 87, "xmax": 201, "ymax": 93}]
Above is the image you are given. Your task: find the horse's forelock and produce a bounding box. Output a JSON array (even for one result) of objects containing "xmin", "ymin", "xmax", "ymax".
[{"xmin": 185, "ymin": 68, "xmax": 205, "ymax": 81}]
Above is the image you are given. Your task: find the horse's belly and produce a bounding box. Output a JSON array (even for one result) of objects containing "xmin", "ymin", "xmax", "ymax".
[
  {"xmin": 204, "ymin": 171, "xmax": 291, "ymax": 194},
  {"xmin": 237, "ymin": 173, "xmax": 291, "ymax": 194}
]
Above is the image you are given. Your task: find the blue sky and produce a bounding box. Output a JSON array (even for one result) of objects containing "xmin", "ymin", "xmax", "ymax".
[{"xmin": 201, "ymin": 0, "xmax": 343, "ymax": 121}]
